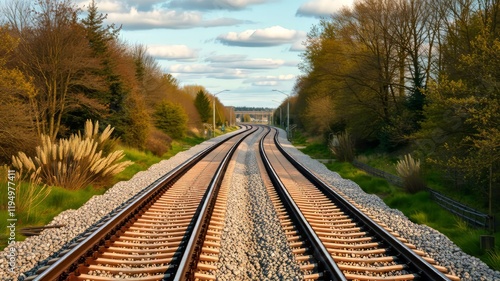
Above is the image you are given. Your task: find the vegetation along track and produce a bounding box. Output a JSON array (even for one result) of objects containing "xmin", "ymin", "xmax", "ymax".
[
  {"xmin": 24, "ymin": 125, "xmax": 461, "ymax": 281},
  {"xmin": 24, "ymin": 125, "xmax": 256, "ymax": 281},
  {"xmin": 259, "ymin": 127, "xmax": 460, "ymax": 281}
]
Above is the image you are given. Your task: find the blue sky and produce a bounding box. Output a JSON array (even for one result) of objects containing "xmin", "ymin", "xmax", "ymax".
[{"xmin": 69, "ymin": 0, "xmax": 355, "ymax": 107}]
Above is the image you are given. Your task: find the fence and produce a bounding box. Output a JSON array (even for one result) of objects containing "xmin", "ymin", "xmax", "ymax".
[{"xmin": 351, "ymin": 160, "xmax": 492, "ymax": 229}]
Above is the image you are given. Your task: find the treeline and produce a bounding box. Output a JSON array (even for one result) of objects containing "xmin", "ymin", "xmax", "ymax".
[
  {"xmin": 0, "ymin": 0, "xmax": 229, "ymax": 164},
  {"xmin": 285, "ymin": 0, "xmax": 499, "ymax": 205}
]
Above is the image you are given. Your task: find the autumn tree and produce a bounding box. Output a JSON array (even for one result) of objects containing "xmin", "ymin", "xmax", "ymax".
[
  {"xmin": 0, "ymin": 26, "xmax": 38, "ymax": 164},
  {"xmin": 195, "ymin": 90, "xmax": 212, "ymax": 123},
  {"xmin": 9, "ymin": 0, "xmax": 101, "ymax": 140}
]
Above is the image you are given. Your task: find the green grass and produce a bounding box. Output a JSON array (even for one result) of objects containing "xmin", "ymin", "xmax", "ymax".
[
  {"xmin": 0, "ymin": 185, "xmax": 106, "ymax": 248},
  {"xmin": 301, "ymin": 142, "xmax": 500, "ymax": 271}
]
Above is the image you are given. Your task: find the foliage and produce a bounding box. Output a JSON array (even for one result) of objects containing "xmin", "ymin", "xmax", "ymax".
[
  {"xmin": 416, "ymin": 21, "xmax": 500, "ymax": 208},
  {"xmin": 154, "ymin": 100, "xmax": 188, "ymax": 139},
  {"xmin": 11, "ymin": 120, "xmax": 132, "ymax": 190},
  {"xmin": 194, "ymin": 90, "xmax": 212, "ymax": 123},
  {"xmin": 329, "ymin": 131, "xmax": 355, "ymax": 162},
  {"xmin": 10, "ymin": 0, "xmax": 103, "ymax": 141},
  {"xmin": 396, "ymin": 154, "xmax": 426, "ymax": 193},
  {"xmin": 243, "ymin": 114, "xmax": 251, "ymax": 122},
  {"xmin": 0, "ymin": 26, "xmax": 38, "ymax": 164},
  {"xmin": 145, "ymin": 128, "xmax": 172, "ymax": 157},
  {"xmin": 120, "ymin": 91, "xmax": 151, "ymax": 149}
]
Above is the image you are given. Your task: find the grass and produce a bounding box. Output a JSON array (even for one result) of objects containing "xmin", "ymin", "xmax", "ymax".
[
  {"xmin": 300, "ymin": 141, "xmax": 500, "ymax": 271},
  {"xmin": 0, "ymin": 133, "xmax": 208, "ymax": 249}
]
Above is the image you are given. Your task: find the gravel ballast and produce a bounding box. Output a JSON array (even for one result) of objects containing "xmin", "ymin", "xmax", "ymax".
[
  {"xmin": 1, "ymin": 126, "xmax": 499, "ymax": 281},
  {"xmin": 275, "ymin": 128, "xmax": 500, "ymax": 281},
  {"xmin": 216, "ymin": 128, "xmax": 302, "ymax": 280}
]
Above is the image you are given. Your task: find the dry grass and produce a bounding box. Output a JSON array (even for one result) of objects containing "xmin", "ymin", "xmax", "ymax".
[
  {"xmin": 12, "ymin": 120, "xmax": 132, "ymax": 190},
  {"xmin": 396, "ymin": 154, "xmax": 426, "ymax": 193},
  {"xmin": 1, "ymin": 165, "xmax": 50, "ymax": 220}
]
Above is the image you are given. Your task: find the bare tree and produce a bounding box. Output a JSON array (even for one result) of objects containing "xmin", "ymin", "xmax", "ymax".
[{"xmin": 13, "ymin": 0, "xmax": 100, "ymax": 140}]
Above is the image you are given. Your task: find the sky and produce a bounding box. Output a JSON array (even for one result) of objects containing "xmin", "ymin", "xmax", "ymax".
[{"xmin": 72, "ymin": 0, "xmax": 354, "ymax": 107}]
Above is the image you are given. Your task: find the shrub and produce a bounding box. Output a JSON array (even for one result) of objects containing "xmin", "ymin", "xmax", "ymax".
[
  {"xmin": 154, "ymin": 100, "xmax": 188, "ymax": 139},
  {"xmin": 329, "ymin": 131, "xmax": 355, "ymax": 162},
  {"xmin": 146, "ymin": 129, "xmax": 172, "ymax": 157},
  {"xmin": 396, "ymin": 154, "xmax": 426, "ymax": 193},
  {"xmin": 12, "ymin": 120, "xmax": 132, "ymax": 190}
]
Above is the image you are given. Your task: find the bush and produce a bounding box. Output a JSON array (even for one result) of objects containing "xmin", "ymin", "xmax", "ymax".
[
  {"xmin": 329, "ymin": 131, "xmax": 355, "ymax": 162},
  {"xmin": 146, "ymin": 129, "xmax": 172, "ymax": 157},
  {"xmin": 396, "ymin": 154, "xmax": 426, "ymax": 193},
  {"xmin": 12, "ymin": 120, "xmax": 132, "ymax": 190},
  {"xmin": 120, "ymin": 92, "xmax": 150, "ymax": 150},
  {"xmin": 154, "ymin": 100, "xmax": 188, "ymax": 139}
]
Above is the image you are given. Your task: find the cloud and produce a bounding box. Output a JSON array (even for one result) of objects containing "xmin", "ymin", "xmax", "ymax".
[
  {"xmin": 216, "ymin": 26, "xmax": 307, "ymax": 47},
  {"xmin": 106, "ymin": 7, "xmax": 247, "ymax": 30},
  {"xmin": 167, "ymin": 0, "xmax": 269, "ymax": 11},
  {"xmin": 205, "ymin": 54, "xmax": 248, "ymax": 63},
  {"xmin": 296, "ymin": 0, "xmax": 351, "ymax": 17},
  {"xmin": 212, "ymin": 58, "xmax": 286, "ymax": 69},
  {"xmin": 76, "ymin": 0, "xmax": 123, "ymax": 12},
  {"xmin": 167, "ymin": 64, "xmax": 216, "ymax": 74},
  {"xmin": 147, "ymin": 45, "xmax": 198, "ymax": 61},
  {"xmin": 206, "ymin": 69, "xmax": 249, "ymax": 79},
  {"xmin": 244, "ymin": 74, "xmax": 296, "ymax": 86}
]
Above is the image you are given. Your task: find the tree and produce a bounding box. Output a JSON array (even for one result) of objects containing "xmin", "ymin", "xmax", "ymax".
[
  {"xmin": 81, "ymin": 0, "xmax": 120, "ymax": 57},
  {"xmin": 154, "ymin": 100, "xmax": 188, "ymax": 139},
  {"xmin": 0, "ymin": 26, "xmax": 38, "ymax": 164},
  {"xmin": 194, "ymin": 90, "xmax": 212, "ymax": 123},
  {"xmin": 13, "ymin": 0, "xmax": 101, "ymax": 141},
  {"xmin": 415, "ymin": 10, "xmax": 500, "ymax": 214}
]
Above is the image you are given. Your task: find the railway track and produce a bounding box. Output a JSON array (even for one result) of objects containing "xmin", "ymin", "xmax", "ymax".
[
  {"xmin": 259, "ymin": 127, "xmax": 459, "ymax": 281},
  {"xmin": 25, "ymin": 126, "xmax": 256, "ymax": 281},
  {"xmin": 24, "ymin": 125, "xmax": 460, "ymax": 281}
]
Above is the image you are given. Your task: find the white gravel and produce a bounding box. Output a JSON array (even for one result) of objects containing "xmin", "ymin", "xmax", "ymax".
[{"xmin": 216, "ymin": 127, "xmax": 302, "ymax": 280}]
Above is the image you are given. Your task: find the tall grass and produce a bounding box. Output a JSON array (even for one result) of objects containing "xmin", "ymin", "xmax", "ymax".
[
  {"xmin": 396, "ymin": 154, "xmax": 426, "ymax": 193},
  {"xmin": 329, "ymin": 131, "xmax": 355, "ymax": 162},
  {"xmin": 12, "ymin": 120, "xmax": 132, "ymax": 190}
]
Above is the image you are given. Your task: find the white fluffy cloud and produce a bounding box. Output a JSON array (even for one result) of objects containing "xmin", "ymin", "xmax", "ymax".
[
  {"xmin": 212, "ymin": 58, "xmax": 286, "ymax": 69},
  {"xmin": 167, "ymin": 64, "xmax": 216, "ymax": 73},
  {"xmin": 296, "ymin": 0, "xmax": 352, "ymax": 17},
  {"xmin": 106, "ymin": 8, "xmax": 246, "ymax": 30},
  {"xmin": 217, "ymin": 26, "xmax": 307, "ymax": 47},
  {"xmin": 168, "ymin": 0, "xmax": 269, "ymax": 11},
  {"xmin": 147, "ymin": 45, "xmax": 198, "ymax": 61}
]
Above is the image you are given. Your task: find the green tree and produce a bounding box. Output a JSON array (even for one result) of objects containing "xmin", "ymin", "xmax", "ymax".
[
  {"xmin": 81, "ymin": 0, "xmax": 120, "ymax": 56},
  {"xmin": 154, "ymin": 100, "xmax": 188, "ymax": 139},
  {"xmin": 416, "ymin": 19, "xmax": 500, "ymax": 214},
  {"xmin": 194, "ymin": 90, "xmax": 212, "ymax": 123}
]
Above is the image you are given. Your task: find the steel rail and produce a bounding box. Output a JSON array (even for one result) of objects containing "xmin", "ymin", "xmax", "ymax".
[
  {"xmin": 272, "ymin": 129, "xmax": 451, "ymax": 281},
  {"xmin": 27, "ymin": 126, "xmax": 252, "ymax": 281},
  {"xmin": 259, "ymin": 127, "xmax": 347, "ymax": 281},
  {"xmin": 173, "ymin": 126, "xmax": 259, "ymax": 280}
]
